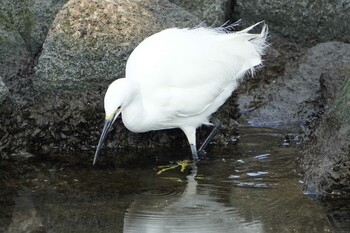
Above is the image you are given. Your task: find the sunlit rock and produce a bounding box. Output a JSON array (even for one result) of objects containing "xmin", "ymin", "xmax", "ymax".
[{"xmin": 33, "ymin": 0, "xmax": 200, "ymax": 92}]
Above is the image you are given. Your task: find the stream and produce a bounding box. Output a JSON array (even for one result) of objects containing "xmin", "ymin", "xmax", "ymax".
[{"xmin": 1, "ymin": 127, "xmax": 349, "ymax": 233}]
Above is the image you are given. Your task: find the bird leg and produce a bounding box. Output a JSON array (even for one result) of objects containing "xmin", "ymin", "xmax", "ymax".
[
  {"xmin": 181, "ymin": 127, "xmax": 199, "ymax": 161},
  {"xmin": 198, "ymin": 116, "xmax": 221, "ymax": 155},
  {"xmin": 190, "ymin": 144, "xmax": 199, "ymax": 161}
]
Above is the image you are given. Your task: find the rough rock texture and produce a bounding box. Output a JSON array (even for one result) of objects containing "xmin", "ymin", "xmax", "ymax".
[
  {"xmin": 169, "ymin": 0, "xmax": 233, "ymax": 25},
  {"xmin": 0, "ymin": 77, "xmax": 9, "ymax": 105},
  {"xmin": 0, "ymin": 0, "xmax": 67, "ymax": 157},
  {"xmin": 234, "ymin": 0, "xmax": 350, "ymax": 43},
  {"xmin": 238, "ymin": 42, "xmax": 350, "ymax": 129},
  {"xmin": 0, "ymin": 0, "xmax": 67, "ymax": 56},
  {"xmin": 0, "ymin": 0, "xmax": 66, "ymax": 106},
  {"xmin": 33, "ymin": 0, "xmax": 200, "ymax": 91},
  {"xmin": 301, "ymin": 75, "xmax": 350, "ymax": 194}
]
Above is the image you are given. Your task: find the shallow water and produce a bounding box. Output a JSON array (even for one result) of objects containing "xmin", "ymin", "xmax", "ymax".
[{"xmin": 1, "ymin": 127, "xmax": 349, "ymax": 233}]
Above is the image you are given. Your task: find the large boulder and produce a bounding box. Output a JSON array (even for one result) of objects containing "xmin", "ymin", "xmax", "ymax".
[
  {"xmin": 238, "ymin": 42, "xmax": 350, "ymax": 129},
  {"xmin": 234, "ymin": 0, "xmax": 350, "ymax": 43},
  {"xmin": 301, "ymin": 75, "xmax": 350, "ymax": 194},
  {"xmin": 169, "ymin": 0, "xmax": 233, "ymax": 25},
  {"xmin": 33, "ymin": 0, "xmax": 200, "ymax": 92}
]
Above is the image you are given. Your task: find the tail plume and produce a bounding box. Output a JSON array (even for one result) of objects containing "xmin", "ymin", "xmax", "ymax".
[
  {"xmin": 249, "ymin": 22, "xmax": 269, "ymax": 56},
  {"xmin": 214, "ymin": 20, "xmax": 269, "ymax": 56},
  {"xmin": 231, "ymin": 21, "xmax": 269, "ymax": 76}
]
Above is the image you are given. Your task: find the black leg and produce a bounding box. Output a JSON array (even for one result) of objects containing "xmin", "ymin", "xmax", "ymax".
[{"xmin": 198, "ymin": 116, "xmax": 221, "ymax": 154}]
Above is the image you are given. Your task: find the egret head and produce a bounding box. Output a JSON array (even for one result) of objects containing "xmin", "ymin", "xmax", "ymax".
[{"xmin": 93, "ymin": 78, "xmax": 129, "ymax": 165}]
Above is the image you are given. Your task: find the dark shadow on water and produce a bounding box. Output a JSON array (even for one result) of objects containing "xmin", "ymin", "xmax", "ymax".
[{"xmin": 0, "ymin": 127, "xmax": 348, "ymax": 232}]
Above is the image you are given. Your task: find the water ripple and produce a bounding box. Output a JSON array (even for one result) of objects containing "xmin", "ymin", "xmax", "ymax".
[{"xmin": 136, "ymin": 186, "xmax": 183, "ymax": 197}]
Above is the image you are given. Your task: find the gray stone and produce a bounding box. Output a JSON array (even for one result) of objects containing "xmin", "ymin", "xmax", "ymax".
[
  {"xmin": 0, "ymin": 0, "xmax": 66, "ymax": 56},
  {"xmin": 234, "ymin": 0, "xmax": 350, "ymax": 43},
  {"xmin": 301, "ymin": 75, "xmax": 350, "ymax": 194},
  {"xmin": 169, "ymin": 0, "xmax": 233, "ymax": 25},
  {"xmin": 33, "ymin": 0, "xmax": 200, "ymax": 92},
  {"xmin": 0, "ymin": 77, "xmax": 9, "ymax": 105},
  {"xmin": 0, "ymin": 0, "xmax": 66, "ymax": 105},
  {"xmin": 239, "ymin": 42, "xmax": 350, "ymax": 128}
]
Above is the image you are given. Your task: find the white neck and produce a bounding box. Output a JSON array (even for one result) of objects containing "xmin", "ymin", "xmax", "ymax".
[{"xmin": 121, "ymin": 79, "xmax": 148, "ymax": 132}]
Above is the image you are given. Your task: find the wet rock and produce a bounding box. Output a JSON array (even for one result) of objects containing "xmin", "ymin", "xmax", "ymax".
[
  {"xmin": 169, "ymin": 0, "xmax": 233, "ymax": 25},
  {"xmin": 238, "ymin": 42, "xmax": 350, "ymax": 128},
  {"xmin": 0, "ymin": 77, "xmax": 9, "ymax": 105},
  {"xmin": 234, "ymin": 0, "xmax": 350, "ymax": 43},
  {"xmin": 301, "ymin": 75, "xmax": 350, "ymax": 195},
  {"xmin": 33, "ymin": 0, "xmax": 200, "ymax": 92}
]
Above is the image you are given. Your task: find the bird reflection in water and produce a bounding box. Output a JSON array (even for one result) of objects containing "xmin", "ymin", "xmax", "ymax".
[{"xmin": 123, "ymin": 163, "xmax": 263, "ymax": 233}]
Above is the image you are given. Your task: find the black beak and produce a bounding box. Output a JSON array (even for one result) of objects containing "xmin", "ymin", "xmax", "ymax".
[{"xmin": 93, "ymin": 119, "xmax": 113, "ymax": 165}]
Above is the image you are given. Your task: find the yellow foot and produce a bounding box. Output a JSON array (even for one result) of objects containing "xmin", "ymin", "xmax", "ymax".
[{"xmin": 157, "ymin": 160, "xmax": 191, "ymax": 175}]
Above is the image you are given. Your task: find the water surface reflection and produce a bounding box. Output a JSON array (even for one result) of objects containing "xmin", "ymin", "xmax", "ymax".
[
  {"xmin": 124, "ymin": 163, "xmax": 263, "ymax": 233},
  {"xmin": 0, "ymin": 127, "xmax": 344, "ymax": 232}
]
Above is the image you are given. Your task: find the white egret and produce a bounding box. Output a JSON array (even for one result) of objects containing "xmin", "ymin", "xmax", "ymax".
[{"xmin": 93, "ymin": 21, "xmax": 268, "ymax": 165}]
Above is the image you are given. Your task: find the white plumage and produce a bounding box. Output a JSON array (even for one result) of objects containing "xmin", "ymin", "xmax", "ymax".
[{"xmin": 93, "ymin": 22, "xmax": 268, "ymax": 165}]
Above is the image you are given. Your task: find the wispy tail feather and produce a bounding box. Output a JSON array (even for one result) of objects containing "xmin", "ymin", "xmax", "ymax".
[
  {"xmin": 249, "ymin": 23, "xmax": 269, "ymax": 56},
  {"xmin": 216, "ymin": 19, "xmax": 242, "ymax": 33},
  {"xmin": 233, "ymin": 22, "xmax": 269, "ymax": 77},
  {"xmin": 214, "ymin": 20, "xmax": 269, "ymax": 56}
]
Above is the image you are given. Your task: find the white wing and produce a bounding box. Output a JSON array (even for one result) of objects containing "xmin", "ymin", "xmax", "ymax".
[{"xmin": 125, "ymin": 23, "xmax": 267, "ymax": 121}]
